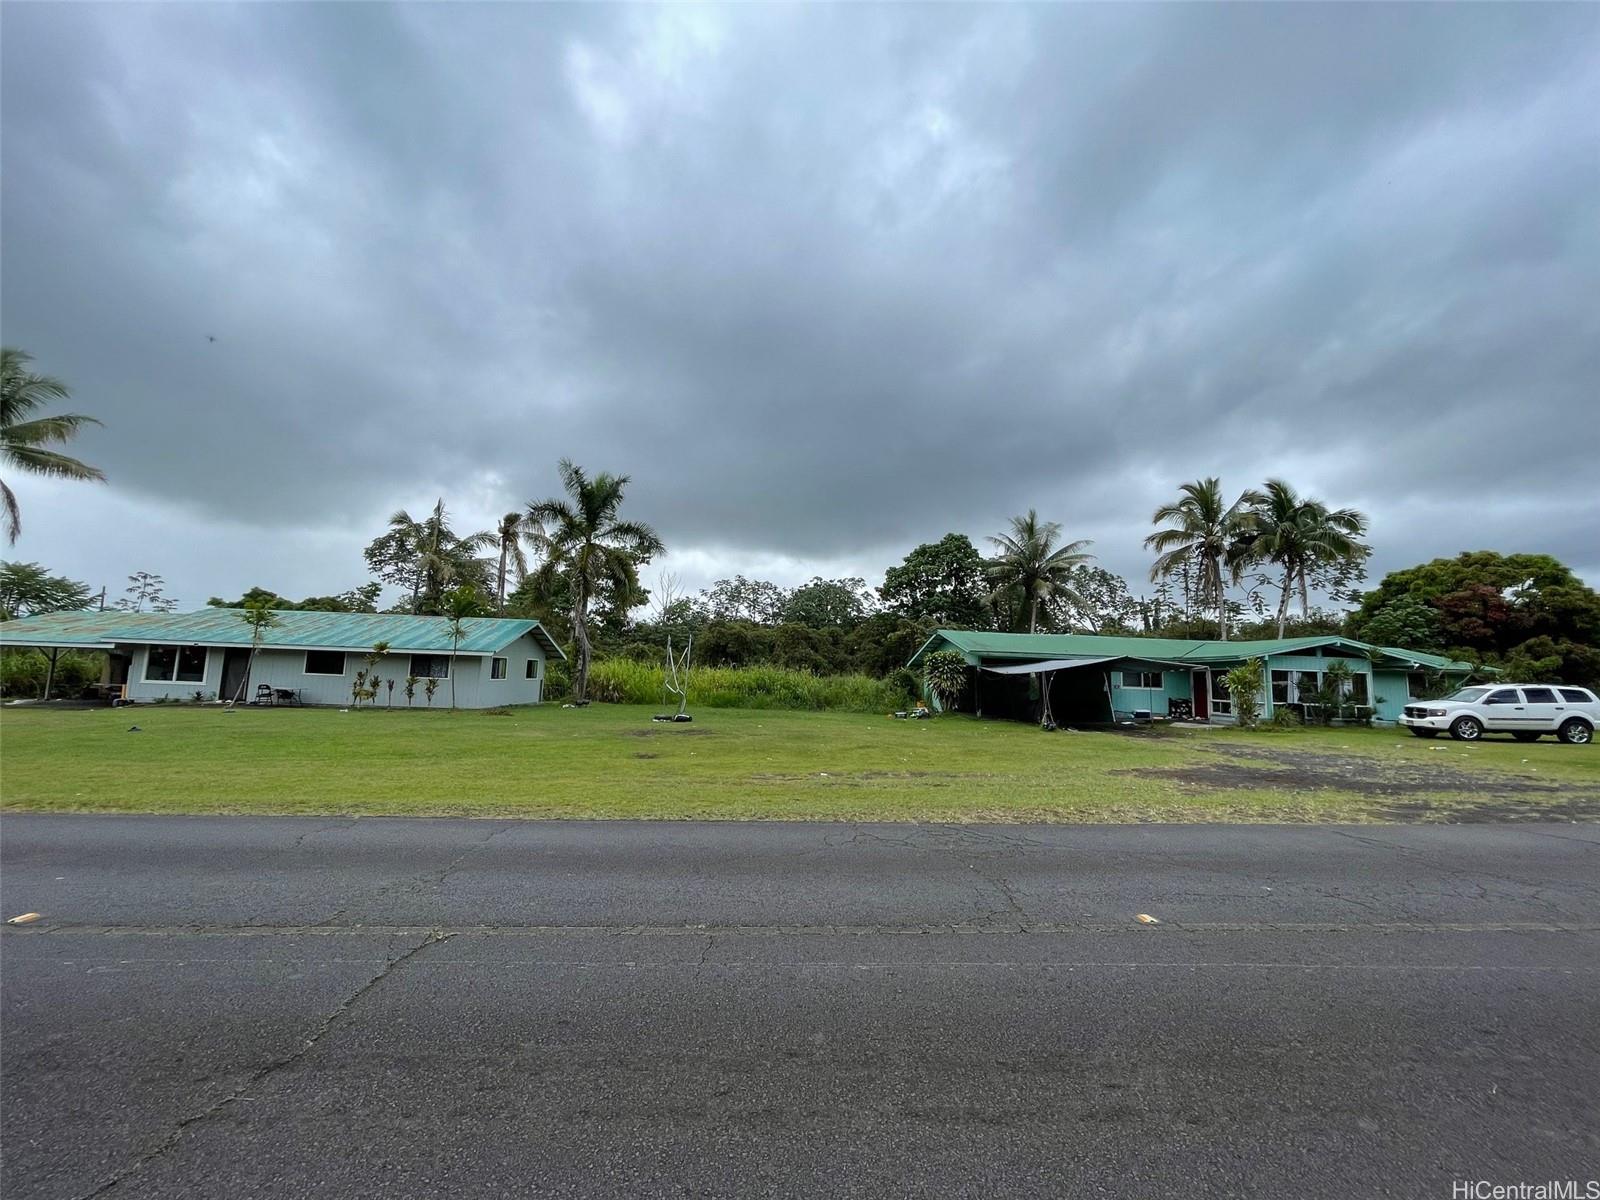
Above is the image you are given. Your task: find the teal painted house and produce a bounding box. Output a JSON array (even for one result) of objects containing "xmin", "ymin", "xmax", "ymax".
[{"xmin": 907, "ymin": 630, "xmax": 1479, "ymax": 725}]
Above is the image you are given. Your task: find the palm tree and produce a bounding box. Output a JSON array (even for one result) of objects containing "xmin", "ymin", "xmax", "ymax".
[
  {"xmin": 1, "ymin": 347, "xmax": 105, "ymax": 543},
  {"xmin": 387, "ymin": 500, "xmax": 494, "ymax": 614},
  {"xmin": 1144, "ymin": 478, "xmax": 1251, "ymax": 640},
  {"xmin": 1235, "ymin": 479, "xmax": 1368, "ymax": 637},
  {"xmin": 526, "ymin": 459, "xmax": 664, "ymax": 703},
  {"xmin": 492, "ymin": 511, "xmax": 529, "ymax": 614},
  {"xmin": 985, "ymin": 510, "xmax": 1094, "ymax": 633}
]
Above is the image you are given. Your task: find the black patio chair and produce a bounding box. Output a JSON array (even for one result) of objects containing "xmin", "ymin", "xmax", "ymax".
[{"xmin": 254, "ymin": 683, "xmax": 275, "ymax": 706}]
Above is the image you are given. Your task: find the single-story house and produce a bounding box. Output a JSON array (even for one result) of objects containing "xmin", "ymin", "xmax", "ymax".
[
  {"xmin": 0, "ymin": 609, "xmax": 565, "ymax": 707},
  {"xmin": 906, "ymin": 630, "xmax": 1480, "ymax": 726}
]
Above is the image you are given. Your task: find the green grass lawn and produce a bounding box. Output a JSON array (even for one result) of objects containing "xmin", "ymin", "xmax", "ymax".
[{"xmin": 2, "ymin": 703, "xmax": 1596, "ymax": 822}]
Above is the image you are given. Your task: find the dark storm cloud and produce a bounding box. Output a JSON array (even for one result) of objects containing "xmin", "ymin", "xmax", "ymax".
[{"xmin": 3, "ymin": 2, "xmax": 1596, "ymax": 604}]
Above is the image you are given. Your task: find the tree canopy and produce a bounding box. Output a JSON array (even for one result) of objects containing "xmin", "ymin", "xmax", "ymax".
[{"xmin": 0, "ymin": 560, "xmax": 92, "ymax": 620}]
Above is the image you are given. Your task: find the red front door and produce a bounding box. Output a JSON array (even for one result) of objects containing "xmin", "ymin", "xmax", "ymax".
[{"xmin": 1192, "ymin": 671, "xmax": 1209, "ymax": 720}]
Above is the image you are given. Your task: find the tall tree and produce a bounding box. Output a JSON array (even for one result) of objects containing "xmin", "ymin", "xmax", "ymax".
[
  {"xmin": 1235, "ymin": 480, "xmax": 1368, "ymax": 638},
  {"xmin": 1, "ymin": 347, "xmax": 106, "ymax": 543},
  {"xmin": 493, "ymin": 512, "xmax": 529, "ymax": 614},
  {"xmin": 365, "ymin": 500, "xmax": 493, "ymax": 614},
  {"xmin": 0, "ymin": 561, "xmax": 92, "ymax": 620},
  {"xmin": 116, "ymin": 571, "xmax": 177, "ymax": 613},
  {"xmin": 526, "ymin": 460, "xmax": 664, "ymax": 703},
  {"xmin": 1143, "ymin": 478, "xmax": 1251, "ymax": 640},
  {"xmin": 878, "ymin": 534, "xmax": 990, "ymax": 628},
  {"xmin": 985, "ymin": 510, "xmax": 1094, "ymax": 633}
]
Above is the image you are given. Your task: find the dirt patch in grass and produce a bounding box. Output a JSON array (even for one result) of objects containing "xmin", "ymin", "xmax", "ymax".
[
  {"xmin": 1121, "ymin": 741, "xmax": 1600, "ymax": 821},
  {"xmin": 1371, "ymin": 796, "xmax": 1600, "ymax": 823},
  {"xmin": 620, "ymin": 726, "xmax": 716, "ymax": 738}
]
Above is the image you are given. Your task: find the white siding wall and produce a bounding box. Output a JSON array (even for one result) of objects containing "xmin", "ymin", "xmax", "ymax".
[{"xmin": 119, "ymin": 634, "xmax": 548, "ymax": 707}]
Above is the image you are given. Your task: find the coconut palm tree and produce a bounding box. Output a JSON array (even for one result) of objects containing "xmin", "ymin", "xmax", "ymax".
[
  {"xmin": 1, "ymin": 347, "xmax": 105, "ymax": 543},
  {"xmin": 1236, "ymin": 479, "xmax": 1368, "ymax": 637},
  {"xmin": 985, "ymin": 510, "xmax": 1094, "ymax": 633},
  {"xmin": 1144, "ymin": 478, "xmax": 1252, "ymax": 640},
  {"xmin": 387, "ymin": 500, "xmax": 495, "ymax": 614},
  {"xmin": 526, "ymin": 460, "xmax": 664, "ymax": 703},
  {"xmin": 492, "ymin": 511, "xmax": 529, "ymax": 614}
]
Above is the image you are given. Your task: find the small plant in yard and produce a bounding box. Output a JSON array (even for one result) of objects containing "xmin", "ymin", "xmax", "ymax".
[
  {"xmin": 1222, "ymin": 658, "xmax": 1264, "ymax": 728},
  {"xmin": 361, "ymin": 642, "xmax": 390, "ymax": 707},
  {"xmin": 442, "ymin": 586, "xmax": 487, "ymax": 711},
  {"xmin": 1268, "ymin": 705, "xmax": 1302, "ymax": 730},
  {"xmin": 352, "ymin": 670, "xmax": 369, "ymax": 707},
  {"xmin": 231, "ymin": 601, "xmax": 280, "ymax": 706},
  {"xmin": 386, "ymin": 678, "xmax": 395, "ymax": 707},
  {"xmin": 424, "ymin": 676, "xmax": 439, "ymax": 706},
  {"xmin": 404, "ymin": 675, "xmax": 418, "ymax": 706},
  {"xmin": 924, "ymin": 649, "xmax": 969, "ymax": 712}
]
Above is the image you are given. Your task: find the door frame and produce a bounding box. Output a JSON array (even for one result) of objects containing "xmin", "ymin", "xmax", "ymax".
[{"xmin": 1191, "ymin": 670, "xmax": 1210, "ymax": 721}]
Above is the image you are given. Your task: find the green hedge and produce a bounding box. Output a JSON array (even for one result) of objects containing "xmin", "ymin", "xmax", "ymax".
[{"xmin": 586, "ymin": 658, "xmax": 915, "ymax": 713}]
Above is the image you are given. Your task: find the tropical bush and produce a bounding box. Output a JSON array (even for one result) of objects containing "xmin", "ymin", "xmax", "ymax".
[
  {"xmin": 0, "ymin": 648, "xmax": 104, "ymax": 698},
  {"xmin": 586, "ymin": 658, "xmax": 902, "ymax": 712},
  {"xmin": 923, "ymin": 649, "xmax": 969, "ymax": 712},
  {"xmin": 1222, "ymin": 658, "xmax": 1264, "ymax": 728}
]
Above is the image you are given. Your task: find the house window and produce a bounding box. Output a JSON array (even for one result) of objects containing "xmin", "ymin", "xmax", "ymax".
[
  {"xmin": 304, "ymin": 650, "xmax": 346, "ymax": 676},
  {"xmin": 409, "ymin": 654, "xmax": 450, "ymax": 679},
  {"xmin": 1270, "ymin": 670, "xmax": 1292, "ymax": 704},
  {"xmin": 490, "ymin": 657, "xmax": 508, "ymax": 680},
  {"xmin": 1407, "ymin": 672, "xmax": 1429, "ymax": 699},
  {"xmin": 525, "ymin": 660, "xmax": 538, "ymax": 679},
  {"xmin": 1120, "ymin": 670, "xmax": 1161, "ymax": 689},
  {"xmin": 144, "ymin": 645, "xmax": 207, "ymax": 683},
  {"xmin": 1343, "ymin": 674, "xmax": 1369, "ymax": 705},
  {"xmin": 1208, "ymin": 670, "xmax": 1232, "ymax": 715}
]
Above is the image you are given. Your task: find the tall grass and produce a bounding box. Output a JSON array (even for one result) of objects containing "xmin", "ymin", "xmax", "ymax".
[{"xmin": 586, "ymin": 658, "xmax": 912, "ymax": 713}]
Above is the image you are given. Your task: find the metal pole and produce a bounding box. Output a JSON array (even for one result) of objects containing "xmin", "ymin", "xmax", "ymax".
[{"xmin": 43, "ymin": 647, "xmax": 59, "ymax": 701}]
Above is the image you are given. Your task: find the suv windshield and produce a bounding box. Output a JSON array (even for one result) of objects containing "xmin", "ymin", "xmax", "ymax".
[{"xmin": 1445, "ymin": 687, "xmax": 1490, "ymax": 703}]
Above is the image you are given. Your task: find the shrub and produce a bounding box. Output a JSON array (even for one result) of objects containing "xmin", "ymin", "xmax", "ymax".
[
  {"xmin": 1222, "ymin": 658, "xmax": 1264, "ymax": 728},
  {"xmin": 1267, "ymin": 705, "xmax": 1302, "ymax": 730},
  {"xmin": 0, "ymin": 649, "xmax": 105, "ymax": 698},
  {"xmin": 543, "ymin": 660, "xmax": 570, "ymax": 700},
  {"xmin": 923, "ymin": 649, "xmax": 969, "ymax": 712},
  {"xmin": 585, "ymin": 658, "xmax": 901, "ymax": 713}
]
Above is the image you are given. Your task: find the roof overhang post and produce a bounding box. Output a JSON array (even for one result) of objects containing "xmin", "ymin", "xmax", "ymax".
[{"xmin": 43, "ymin": 647, "xmax": 60, "ymax": 701}]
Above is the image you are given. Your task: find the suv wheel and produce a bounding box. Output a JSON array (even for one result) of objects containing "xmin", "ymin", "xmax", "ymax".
[
  {"xmin": 1409, "ymin": 728, "xmax": 1439, "ymax": 739},
  {"xmin": 1557, "ymin": 719, "xmax": 1593, "ymax": 746},
  {"xmin": 1450, "ymin": 716, "xmax": 1483, "ymax": 742},
  {"xmin": 1513, "ymin": 732, "xmax": 1541, "ymax": 743}
]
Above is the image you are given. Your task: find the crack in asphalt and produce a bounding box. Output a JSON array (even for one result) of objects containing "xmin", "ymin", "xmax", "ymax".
[
  {"xmin": 314, "ymin": 822, "xmax": 518, "ymax": 929},
  {"xmin": 70, "ymin": 928, "xmax": 453, "ymax": 1200},
  {"xmin": 1327, "ymin": 828, "xmax": 1600, "ymax": 895}
]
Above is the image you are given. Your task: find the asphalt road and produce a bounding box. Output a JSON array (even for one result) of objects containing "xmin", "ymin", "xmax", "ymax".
[{"xmin": 2, "ymin": 817, "xmax": 1597, "ymax": 1199}]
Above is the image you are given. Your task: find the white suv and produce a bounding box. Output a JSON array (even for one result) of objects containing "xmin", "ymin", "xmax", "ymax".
[{"xmin": 1401, "ymin": 685, "xmax": 1598, "ymax": 744}]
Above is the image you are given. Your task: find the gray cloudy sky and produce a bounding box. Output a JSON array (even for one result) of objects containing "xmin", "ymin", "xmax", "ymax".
[{"xmin": 3, "ymin": 2, "xmax": 1597, "ymax": 611}]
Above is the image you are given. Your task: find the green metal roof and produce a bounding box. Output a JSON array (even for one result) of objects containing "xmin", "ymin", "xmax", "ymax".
[
  {"xmin": 906, "ymin": 629, "xmax": 1476, "ymax": 673},
  {"xmin": 0, "ymin": 609, "xmax": 566, "ymax": 659}
]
